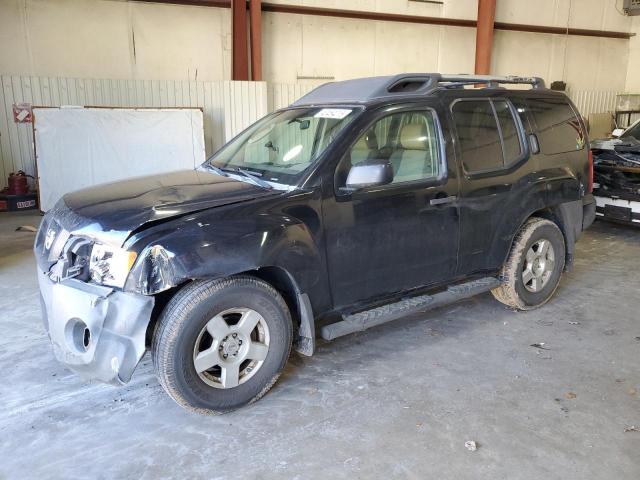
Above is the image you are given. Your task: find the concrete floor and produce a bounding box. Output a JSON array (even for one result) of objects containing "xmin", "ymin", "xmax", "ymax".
[{"xmin": 0, "ymin": 211, "xmax": 639, "ymax": 479}]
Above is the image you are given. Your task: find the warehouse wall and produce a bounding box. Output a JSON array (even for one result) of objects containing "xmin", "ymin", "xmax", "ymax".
[
  {"xmin": 263, "ymin": 0, "xmax": 632, "ymax": 90},
  {"xmin": 0, "ymin": 0, "xmax": 231, "ymax": 81},
  {"xmin": 0, "ymin": 75, "xmax": 301, "ymax": 187},
  {"xmin": 0, "ymin": 0, "xmax": 636, "ymax": 91},
  {"xmin": 626, "ymin": 16, "xmax": 640, "ymax": 92},
  {"xmin": 262, "ymin": 14, "xmax": 476, "ymax": 83},
  {"xmin": 492, "ymin": 0, "xmax": 631, "ymax": 91}
]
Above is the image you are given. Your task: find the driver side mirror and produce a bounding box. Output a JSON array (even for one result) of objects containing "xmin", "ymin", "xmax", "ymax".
[
  {"xmin": 611, "ymin": 128, "xmax": 625, "ymax": 138},
  {"xmin": 342, "ymin": 162, "xmax": 394, "ymax": 192}
]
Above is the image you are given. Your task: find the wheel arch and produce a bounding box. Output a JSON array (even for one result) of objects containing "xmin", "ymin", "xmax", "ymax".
[
  {"xmin": 147, "ymin": 266, "xmax": 316, "ymax": 356},
  {"xmin": 512, "ymin": 200, "xmax": 583, "ymax": 271},
  {"xmin": 247, "ymin": 266, "xmax": 316, "ymax": 357}
]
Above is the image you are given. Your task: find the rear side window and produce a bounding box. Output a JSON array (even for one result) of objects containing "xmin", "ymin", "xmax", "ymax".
[
  {"xmin": 494, "ymin": 100, "xmax": 523, "ymax": 162},
  {"xmin": 527, "ymin": 97, "xmax": 585, "ymax": 155},
  {"xmin": 452, "ymin": 99, "xmax": 524, "ymax": 174}
]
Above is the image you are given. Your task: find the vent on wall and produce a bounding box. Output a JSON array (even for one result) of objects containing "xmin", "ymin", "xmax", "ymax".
[{"xmin": 623, "ymin": 0, "xmax": 640, "ymax": 15}]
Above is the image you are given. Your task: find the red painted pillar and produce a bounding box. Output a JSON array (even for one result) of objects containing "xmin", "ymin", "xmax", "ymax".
[
  {"xmin": 232, "ymin": 0, "xmax": 249, "ymax": 80},
  {"xmin": 249, "ymin": 0, "xmax": 262, "ymax": 81},
  {"xmin": 474, "ymin": 0, "xmax": 497, "ymax": 75}
]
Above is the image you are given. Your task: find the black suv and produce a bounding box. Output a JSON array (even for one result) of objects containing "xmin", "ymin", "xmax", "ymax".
[{"xmin": 35, "ymin": 74, "xmax": 596, "ymax": 413}]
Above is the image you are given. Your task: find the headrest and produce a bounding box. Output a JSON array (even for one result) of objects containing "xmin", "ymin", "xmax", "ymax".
[
  {"xmin": 353, "ymin": 130, "xmax": 378, "ymax": 151},
  {"xmin": 400, "ymin": 123, "xmax": 428, "ymax": 150}
]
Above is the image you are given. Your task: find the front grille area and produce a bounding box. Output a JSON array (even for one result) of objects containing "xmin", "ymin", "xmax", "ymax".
[{"xmin": 35, "ymin": 203, "xmax": 74, "ymax": 272}]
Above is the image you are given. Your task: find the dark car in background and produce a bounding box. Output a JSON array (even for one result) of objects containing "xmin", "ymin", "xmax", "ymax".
[
  {"xmin": 591, "ymin": 120, "xmax": 640, "ymax": 225},
  {"xmin": 35, "ymin": 73, "xmax": 595, "ymax": 414}
]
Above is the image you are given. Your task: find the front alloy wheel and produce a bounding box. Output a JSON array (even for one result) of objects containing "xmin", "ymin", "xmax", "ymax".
[
  {"xmin": 193, "ymin": 308, "xmax": 270, "ymax": 389},
  {"xmin": 152, "ymin": 276, "xmax": 292, "ymax": 414}
]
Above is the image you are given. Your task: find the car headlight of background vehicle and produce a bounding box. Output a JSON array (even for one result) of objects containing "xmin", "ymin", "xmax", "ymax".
[{"xmin": 89, "ymin": 243, "xmax": 137, "ymax": 288}]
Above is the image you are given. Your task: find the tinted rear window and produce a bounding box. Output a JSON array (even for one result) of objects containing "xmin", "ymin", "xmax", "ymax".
[
  {"xmin": 527, "ymin": 97, "xmax": 584, "ymax": 155},
  {"xmin": 452, "ymin": 99, "xmax": 524, "ymax": 174},
  {"xmin": 493, "ymin": 100, "xmax": 523, "ymax": 163},
  {"xmin": 452, "ymin": 100, "xmax": 503, "ymax": 172}
]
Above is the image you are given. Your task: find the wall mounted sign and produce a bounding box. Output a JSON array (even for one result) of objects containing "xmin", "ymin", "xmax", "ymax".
[{"xmin": 13, "ymin": 103, "xmax": 33, "ymax": 123}]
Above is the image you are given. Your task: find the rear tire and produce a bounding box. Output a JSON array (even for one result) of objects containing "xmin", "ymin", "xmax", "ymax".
[
  {"xmin": 491, "ymin": 217, "xmax": 565, "ymax": 311},
  {"xmin": 152, "ymin": 276, "xmax": 292, "ymax": 414}
]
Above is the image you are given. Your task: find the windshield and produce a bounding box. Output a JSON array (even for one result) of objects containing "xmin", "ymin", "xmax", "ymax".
[
  {"xmin": 621, "ymin": 120, "xmax": 640, "ymax": 141},
  {"xmin": 207, "ymin": 107, "xmax": 360, "ymax": 186}
]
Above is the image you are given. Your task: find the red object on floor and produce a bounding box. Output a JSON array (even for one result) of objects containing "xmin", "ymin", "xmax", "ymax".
[{"xmin": 7, "ymin": 171, "xmax": 29, "ymax": 195}]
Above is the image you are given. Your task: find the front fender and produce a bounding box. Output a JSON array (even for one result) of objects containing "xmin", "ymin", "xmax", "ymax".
[{"xmin": 124, "ymin": 201, "xmax": 329, "ymax": 313}]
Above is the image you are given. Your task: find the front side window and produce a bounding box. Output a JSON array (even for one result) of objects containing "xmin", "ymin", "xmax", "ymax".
[
  {"xmin": 336, "ymin": 110, "xmax": 442, "ymax": 189},
  {"xmin": 208, "ymin": 107, "xmax": 359, "ymax": 185},
  {"xmin": 452, "ymin": 99, "xmax": 524, "ymax": 174}
]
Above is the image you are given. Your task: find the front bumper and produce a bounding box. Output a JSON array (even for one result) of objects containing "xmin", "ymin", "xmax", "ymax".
[{"xmin": 38, "ymin": 270, "xmax": 154, "ymax": 385}]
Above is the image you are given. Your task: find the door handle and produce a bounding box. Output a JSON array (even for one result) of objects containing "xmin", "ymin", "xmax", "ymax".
[
  {"xmin": 430, "ymin": 195, "xmax": 457, "ymax": 206},
  {"xmin": 528, "ymin": 133, "xmax": 540, "ymax": 154}
]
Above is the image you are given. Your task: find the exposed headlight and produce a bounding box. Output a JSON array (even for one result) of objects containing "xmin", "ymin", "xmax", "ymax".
[
  {"xmin": 124, "ymin": 245, "xmax": 176, "ymax": 295},
  {"xmin": 89, "ymin": 243, "xmax": 137, "ymax": 288}
]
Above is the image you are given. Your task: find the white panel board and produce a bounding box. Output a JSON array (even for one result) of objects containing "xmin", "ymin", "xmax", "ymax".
[{"xmin": 33, "ymin": 107, "xmax": 205, "ymax": 211}]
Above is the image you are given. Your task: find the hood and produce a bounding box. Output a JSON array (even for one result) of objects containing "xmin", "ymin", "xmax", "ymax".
[{"xmin": 54, "ymin": 169, "xmax": 277, "ymax": 247}]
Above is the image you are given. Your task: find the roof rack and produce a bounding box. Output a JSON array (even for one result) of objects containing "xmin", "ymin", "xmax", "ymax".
[
  {"xmin": 291, "ymin": 73, "xmax": 546, "ymax": 106},
  {"xmin": 436, "ymin": 74, "xmax": 545, "ymax": 89}
]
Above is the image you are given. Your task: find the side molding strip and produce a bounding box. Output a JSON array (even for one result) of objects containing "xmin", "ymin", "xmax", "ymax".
[{"xmin": 321, "ymin": 277, "xmax": 501, "ymax": 341}]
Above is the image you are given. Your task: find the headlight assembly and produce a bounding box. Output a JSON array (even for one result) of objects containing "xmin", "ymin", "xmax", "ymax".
[
  {"xmin": 124, "ymin": 245, "xmax": 177, "ymax": 295},
  {"xmin": 89, "ymin": 243, "xmax": 137, "ymax": 288}
]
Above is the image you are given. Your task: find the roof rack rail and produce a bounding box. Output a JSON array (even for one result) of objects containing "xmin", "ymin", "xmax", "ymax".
[{"xmin": 435, "ymin": 74, "xmax": 546, "ymax": 89}]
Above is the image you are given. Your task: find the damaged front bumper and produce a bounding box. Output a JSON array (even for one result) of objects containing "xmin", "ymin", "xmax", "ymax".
[{"xmin": 38, "ymin": 270, "xmax": 154, "ymax": 385}]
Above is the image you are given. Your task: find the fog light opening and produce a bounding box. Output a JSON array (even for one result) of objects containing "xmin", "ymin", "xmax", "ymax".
[
  {"xmin": 65, "ymin": 318, "xmax": 92, "ymax": 354},
  {"xmin": 83, "ymin": 327, "xmax": 91, "ymax": 350}
]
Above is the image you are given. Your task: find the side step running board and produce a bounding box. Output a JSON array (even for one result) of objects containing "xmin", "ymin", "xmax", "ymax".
[{"xmin": 320, "ymin": 277, "xmax": 501, "ymax": 341}]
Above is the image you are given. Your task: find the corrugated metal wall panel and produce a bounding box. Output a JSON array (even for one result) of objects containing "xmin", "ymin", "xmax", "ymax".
[
  {"xmin": 567, "ymin": 90, "xmax": 620, "ymax": 119},
  {"xmin": 0, "ymin": 76, "xmax": 276, "ymax": 188},
  {"xmin": 268, "ymin": 83, "xmax": 315, "ymax": 111},
  {"xmin": 2, "ymin": 75, "xmax": 628, "ymax": 191},
  {"xmin": 222, "ymin": 81, "xmax": 268, "ymax": 142}
]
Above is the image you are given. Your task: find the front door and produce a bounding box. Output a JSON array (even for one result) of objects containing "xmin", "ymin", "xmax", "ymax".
[{"xmin": 322, "ymin": 104, "xmax": 460, "ymax": 309}]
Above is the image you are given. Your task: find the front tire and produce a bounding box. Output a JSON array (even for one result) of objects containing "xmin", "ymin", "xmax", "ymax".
[
  {"xmin": 492, "ymin": 217, "xmax": 565, "ymax": 310},
  {"xmin": 152, "ymin": 276, "xmax": 293, "ymax": 414}
]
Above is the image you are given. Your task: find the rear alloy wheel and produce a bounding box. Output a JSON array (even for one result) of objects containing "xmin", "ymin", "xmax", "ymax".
[
  {"xmin": 492, "ymin": 217, "xmax": 565, "ymax": 310},
  {"xmin": 152, "ymin": 276, "xmax": 292, "ymax": 414},
  {"xmin": 521, "ymin": 239, "xmax": 556, "ymax": 293}
]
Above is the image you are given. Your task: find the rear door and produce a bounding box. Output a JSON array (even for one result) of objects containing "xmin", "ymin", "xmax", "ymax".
[
  {"xmin": 322, "ymin": 102, "xmax": 460, "ymax": 309},
  {"xmin": 447, "ymin": 95, "xmax": 530, "ymax": 274}
]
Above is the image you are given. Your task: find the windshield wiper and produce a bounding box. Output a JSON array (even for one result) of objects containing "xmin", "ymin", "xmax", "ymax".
[
  {"xmin": 203, "ymin": 163, "xmax": 229, "ymax": 177},
  {"xmin": 221, "ymin": 167, "xmax": 273, "ymax": 190},
  {"xmin": 237, "ymin": 168, "xmax": 274, "ymax": 189}
]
